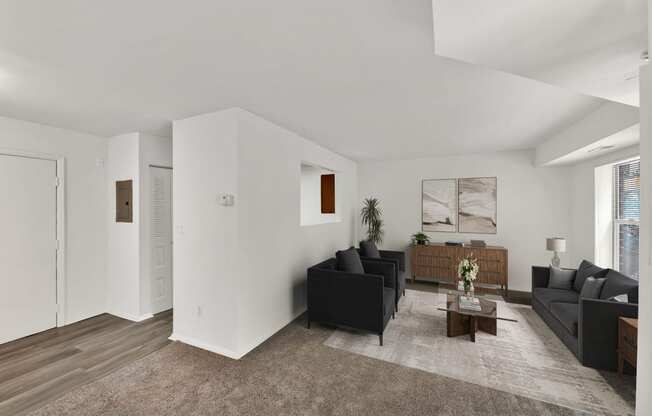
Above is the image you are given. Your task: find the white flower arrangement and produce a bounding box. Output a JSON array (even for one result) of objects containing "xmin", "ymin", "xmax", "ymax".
[{"xmin": 458, "ymin": 255, "xmax": 479, "ymax": 285}]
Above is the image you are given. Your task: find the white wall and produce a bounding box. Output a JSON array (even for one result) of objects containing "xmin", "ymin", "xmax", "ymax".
[
  {"xmin": 106, "ymin": 133, "xmax": 141, "ymax": 321},
  {"xmin": 172, "ymin": 108, "xmax": 357, "ymax": 358},
  {"xmin": 106, "ymin": 132, "xmax": 172, "ymax": 321},
  {"xmin": 139, "ymin": 134, "xmax": 173, "ymax": 317},
  {"xmin": 172, "ymin": 109, "xmax": 241, "ymax": 356},
  {"xmin": 636, "ymin": 63, "xmax": 651, "ymax": 416},
  {"xmin": 236, "ymin": 110, "xmax": 357, "ymax": 355},
  {"xmin": 0, "ymin": 116, "xmax": 107, "ymax": 325},
  {"xmin": 358, "ymin": 150, "xmax": 571, "ymax": 292},
  {"xmin": 594, "ymin": 163, "xmax": 614, "ymax": 268},
  {"xmin": 568, "ymin": 145, "xmax": 639, "ymax": 268}
]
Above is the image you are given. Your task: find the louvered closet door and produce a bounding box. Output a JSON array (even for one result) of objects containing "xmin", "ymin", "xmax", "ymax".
[
  {"xmin": 150, "ymin": 166, "xmax": 173, "ymax": 314},
  {"xmin": 0, "ymin": 154, "xmax": 57, "ymax": 344}
]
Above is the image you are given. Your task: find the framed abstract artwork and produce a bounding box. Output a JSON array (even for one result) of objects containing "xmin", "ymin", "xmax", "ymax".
[
  {"xmin": 422, "ymin": 179, "xmax": 457, "ymax": 232},
  {"xmin": 458, "ymin": 177, "xmax": 497, "ymax": 234}
]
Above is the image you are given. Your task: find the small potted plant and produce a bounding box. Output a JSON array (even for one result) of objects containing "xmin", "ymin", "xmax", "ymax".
[
  {"xmin": 458, "ymin": 254, "xmax": 479, "ymax": 295},
  {"xmin": 411, "ymin": 232, "xmax": 431, "ymax": 246}
]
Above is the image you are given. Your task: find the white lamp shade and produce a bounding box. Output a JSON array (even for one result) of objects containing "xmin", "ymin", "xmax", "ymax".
[{"xmin": 546, "ymin": 238, "xmax": 566, "ymax": 252}]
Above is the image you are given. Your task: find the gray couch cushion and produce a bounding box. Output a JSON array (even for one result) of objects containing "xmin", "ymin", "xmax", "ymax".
[
  {"xmin": 548, "ymin": 266, "xmax": 576, "ymax": 290},
  {"xmin": 600, "ymin": 270, "xmax": 639, "ymax": 304},
  {"xmin": 579, "ymin": 277, "xmax": 607, "ymax": 299},
  {"xmin": 336, "ymin": 247, "xmax": 364, "ymax": 274},
  {"xmin": 359, "ymin": 240, "xmax": 381, "ymax": 258},
  {"xmin": 573, "ymin": 260, "xmax": 608, "ymax": 293},
  {"xmin": 549, "ymin": 302, "xmax": 579, "ymax": 336},
  {"xmin": 532, "ymin": 288, "xmax": 579, "ymax": 309}
]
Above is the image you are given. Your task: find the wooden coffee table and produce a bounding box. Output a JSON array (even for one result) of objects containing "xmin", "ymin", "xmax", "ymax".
[{"xmin": 438, "ymin": 293, "xmax": 516, "ymax": 342}]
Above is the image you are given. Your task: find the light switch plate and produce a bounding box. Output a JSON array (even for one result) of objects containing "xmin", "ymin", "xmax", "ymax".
[{"xmin": 219, "ymin": 193, "xmax": 235, "ymax": 206}]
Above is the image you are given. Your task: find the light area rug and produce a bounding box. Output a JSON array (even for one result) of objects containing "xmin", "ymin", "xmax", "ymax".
[{"xmin": 324, "ymin": 289, "xmax": 634, "ymax": 416}]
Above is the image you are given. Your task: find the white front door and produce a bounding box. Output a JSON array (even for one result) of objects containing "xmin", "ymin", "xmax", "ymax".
[
  {"xmin": 0, "ymin": 154, "xmax": 57, "ymax": 344},
  {"xmin": 150, "ymin": 166, "xmax": 173, "ymax": 314}
]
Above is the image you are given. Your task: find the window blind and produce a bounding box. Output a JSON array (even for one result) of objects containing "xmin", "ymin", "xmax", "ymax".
[
  {"xmin": 614, "ymin": 159, "xmax": 640, "ymax": 279},
  {"xmin": 615, "ymin": 159, "xmax": 640, "ymax": 221}
]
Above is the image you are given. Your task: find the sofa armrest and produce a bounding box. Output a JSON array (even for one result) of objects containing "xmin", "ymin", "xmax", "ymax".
[
  {"xmin": 579, "ymin": 298, "xmax": 638, "ymax": 370},
  {"xmin": 532, "ymin": 266, "xmax": 550, "ymax": 289},
  {"xmin": 307, "ymin": 267, "xmax": 384, "ymax": 331},
  {"xmin": 379, "ymin": 250, "xmax": 406, "ymax": 272},
  {"xmin": 361, "ymin": 259, "xmax": 396, "ymax": 290}
]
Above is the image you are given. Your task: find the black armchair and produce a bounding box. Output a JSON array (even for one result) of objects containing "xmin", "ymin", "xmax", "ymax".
[
  {"xmin": 307, "ymin": 258, "xmax": 396, "ymax": 345},
  {"xmin": 357, "ymin": 247, "xmax": 407, "ymax": 311}
]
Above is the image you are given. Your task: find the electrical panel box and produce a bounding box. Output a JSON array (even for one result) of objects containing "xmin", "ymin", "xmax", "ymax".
[{"xmin": 116, "ymin": 180, "xmax": 133, "ymax": 223}]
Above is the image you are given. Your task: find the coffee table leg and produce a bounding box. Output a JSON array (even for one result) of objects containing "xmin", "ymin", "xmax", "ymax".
[{"xmin": 469, "ymin": 316, "xmax": 476, "ymax": 342}]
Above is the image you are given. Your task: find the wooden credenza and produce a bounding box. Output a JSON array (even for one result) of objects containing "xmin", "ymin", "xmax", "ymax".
[{"xmin": 410, "ymin": 243, "xmax": 508, "ymax": 291}]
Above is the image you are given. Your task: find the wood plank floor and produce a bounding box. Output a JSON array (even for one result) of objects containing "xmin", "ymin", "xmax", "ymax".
[{"xmin": 0, "ymin": 310, "xmax": 172, "ymax": 416}]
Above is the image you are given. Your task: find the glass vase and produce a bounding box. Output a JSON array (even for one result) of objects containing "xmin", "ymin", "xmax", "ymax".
[{"xmin": 463, "ymin": 281, "xmax": 472, "ymax": 297}]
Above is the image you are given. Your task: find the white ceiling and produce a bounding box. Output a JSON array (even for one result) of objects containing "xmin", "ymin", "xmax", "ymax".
[
  {"xmin": 0, "ymin": 0, "xmax": 610, "ymax": 160},
  {"xmin": 433, "ymin": 0, "xmax": 647, "ymax": 106}
]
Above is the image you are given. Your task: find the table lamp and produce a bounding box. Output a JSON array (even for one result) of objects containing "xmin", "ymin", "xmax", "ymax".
[{"xmin": 546, "ymin": 238, "xmax": 566, "ymax": 267}]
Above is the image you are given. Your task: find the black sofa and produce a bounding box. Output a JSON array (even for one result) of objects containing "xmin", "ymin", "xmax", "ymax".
[
  {"xmin": 307, "ymin": 257, "xmax": 396, "ymax": 345},
  {"xmin": 532, "ymin": 260, "xmax": 639, "ymax": 371},
  {"xmin": 357, "ymin": 241, "xmax": 406, "ymax": 311}
]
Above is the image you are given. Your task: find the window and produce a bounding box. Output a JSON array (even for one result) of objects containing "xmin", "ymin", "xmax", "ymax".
[{"xmin": 613, "ymin": 159, "xmax": 640, "ymax": 279}]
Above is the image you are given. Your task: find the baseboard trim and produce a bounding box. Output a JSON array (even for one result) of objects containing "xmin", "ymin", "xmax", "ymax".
[
  {"xmin": 169, "ymin": 309, "xmax": 306, "ymax": 361},
  {"xmin": 506, "ymin": 289, "xmax": 532, "ymax": 305},
  {"xmin": 108, "ymin": 311, "xmax": 154, "ymax": 323},
  {"xmin": 136, "ymin": 313, "xmax": 155, "ymax": 322},
  {"xmin": 237, "ymin": 309, "xmax": 306, "ymax": 359},
  {"xmin": 168, "ymin": 333, "xmax": 242, "ymax": 360}
]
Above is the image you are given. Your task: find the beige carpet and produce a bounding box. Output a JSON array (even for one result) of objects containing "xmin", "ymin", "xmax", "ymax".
[
  {"xmin": 325, "ymin": 289, "xmax": 635, "ymax": 416},
  {"xmin": 24, "ymin": 311, "xmax": 582, "ymax": 416}
]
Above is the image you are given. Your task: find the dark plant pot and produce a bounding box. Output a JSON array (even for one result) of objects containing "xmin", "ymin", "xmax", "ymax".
[{"xmin": 417, "ymin": 241, "xmax": 427, "ymax": 245}]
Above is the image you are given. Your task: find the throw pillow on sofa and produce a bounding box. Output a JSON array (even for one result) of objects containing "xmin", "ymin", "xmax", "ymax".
[
  {"xmin": 359, "ymin": 240, "xmax": 381, "ymax": 258},
  {"xmin": 548, "ymin": 266, "xmax": 576, "ymax": 290},
  {"xmin": 573, "ymin": 260, "xmax": 608, "ymax": 292},
  {"xmin": 336, "ymin": 247, "xmax": 365, "ymax": 274},
  {"xmin": 600, "ymin": 269, "xmax": 639, "ymax": 304},
  {"xmin": 579, "ymin": 276, "xmax": 606, "ymax": 299}
]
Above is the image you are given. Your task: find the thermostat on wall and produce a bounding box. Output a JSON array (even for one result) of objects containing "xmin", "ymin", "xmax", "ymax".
[{"xmin": 219, "ymin": 193, "xmax": 235, "ymax": 206}]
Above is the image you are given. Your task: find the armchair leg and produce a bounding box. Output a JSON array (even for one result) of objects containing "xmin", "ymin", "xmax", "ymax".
[
  {"xmin": 307, "ymin": 318, "xmax": 311, "ymax": 329},
  {"xmin": 379, "ymin": 334, "xmax": 383, "ymax": 346}
]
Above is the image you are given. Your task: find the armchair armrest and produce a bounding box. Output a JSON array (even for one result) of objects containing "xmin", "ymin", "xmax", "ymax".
[
  {"xmin": 579, "ymin": 298, "xmax": 638, "ymax": 370},
  {"xmin": 361, "ymin": 258, "xmax": 396, "ymax": 290},
  {"xmin": 379, "ymin": 250, "xmax": 406, "ymax": 272},
  {"xmin": 531, "ymin": 266, "xmax": 550, "ymax": 289}
]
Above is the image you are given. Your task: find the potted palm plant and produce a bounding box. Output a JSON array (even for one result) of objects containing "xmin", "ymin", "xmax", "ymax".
[{"xmin": 361, "ymin": 198, "xmax": 384, "ymax": 244}]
